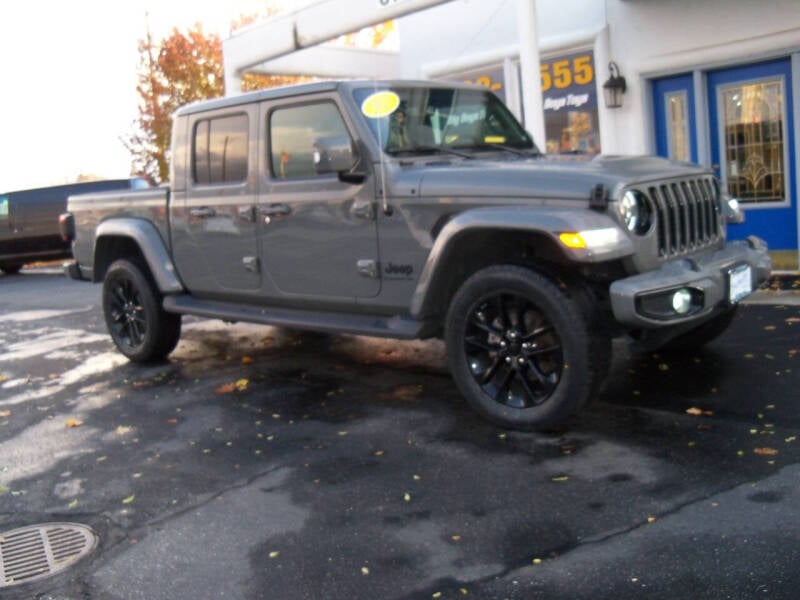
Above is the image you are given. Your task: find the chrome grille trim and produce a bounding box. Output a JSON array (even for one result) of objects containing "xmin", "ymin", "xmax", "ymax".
[{"xmin": 646, "ymin": 176, "xmax": 721, "ymax": 258}]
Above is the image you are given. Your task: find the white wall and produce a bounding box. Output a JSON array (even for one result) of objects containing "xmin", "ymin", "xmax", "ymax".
[
  {"xmin": 397, "ymin": 0, "xmax": 800, "ymax": 155},
  {"xmin": 606, "ymin": 0, "xmax": 800, "ymax": 155},
  {"xmin": 397, "ymin": 0, "xmax": 605, "ymax": 77}
]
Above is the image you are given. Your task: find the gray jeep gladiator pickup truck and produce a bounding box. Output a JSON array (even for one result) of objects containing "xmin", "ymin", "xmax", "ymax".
[{"xmin": 61, "ymin": 80, "xmax": 770, "ymax": 430}]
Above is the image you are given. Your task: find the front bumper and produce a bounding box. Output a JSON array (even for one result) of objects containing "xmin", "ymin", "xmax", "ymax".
[{"xmin": 610, "ymin": 236, "xmax": 771, "ymax": 329}]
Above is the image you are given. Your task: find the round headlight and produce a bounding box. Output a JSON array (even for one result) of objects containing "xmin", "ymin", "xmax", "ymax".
[{"xmin": 620, "ymin": 190, "xmax": 652, "ymax": 235}]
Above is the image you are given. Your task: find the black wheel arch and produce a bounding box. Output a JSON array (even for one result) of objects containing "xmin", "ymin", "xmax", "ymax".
[{"xmin": 416, "ymin": 227, "xmax": 576, "ymax": 323}]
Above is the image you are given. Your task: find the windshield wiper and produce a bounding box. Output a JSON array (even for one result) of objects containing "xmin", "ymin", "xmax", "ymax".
[
  {"xmin": 387, "ymin": 145, "xmax": 474, "ymax": 159},
  {"xmin": 468, "ymin": 143, "xmax": 542, "ymax": 157}
]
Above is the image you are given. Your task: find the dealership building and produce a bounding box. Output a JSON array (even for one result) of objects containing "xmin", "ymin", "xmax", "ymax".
[{"xmin": 223, "ymin": 0, "xmax": 800, "ymax": 270}]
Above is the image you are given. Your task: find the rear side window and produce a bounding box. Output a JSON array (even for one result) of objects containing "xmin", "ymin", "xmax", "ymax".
[
  {"xmin": 269, "ymin": 102, "xmax": 350, "ymax": 179},
  {"xmin": 193, "ymin": 114, "xmax": 249, "ymax": 185},
  {"xmin": 0, "ymin": 196, "xmax": 8, "ymax": 220}
]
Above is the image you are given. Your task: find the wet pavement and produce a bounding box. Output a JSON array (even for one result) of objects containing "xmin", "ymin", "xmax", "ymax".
[{"xmin": 1, "ymin": 267, "xmax": 799, "ymax": 599}]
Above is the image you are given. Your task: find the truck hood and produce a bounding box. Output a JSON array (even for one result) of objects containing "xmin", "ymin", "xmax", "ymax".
[{"xmin": 388, "ymin": 154, "xmax": 711, "ymax": 201}]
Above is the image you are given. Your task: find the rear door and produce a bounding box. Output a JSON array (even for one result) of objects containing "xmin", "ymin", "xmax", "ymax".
[{"xmin": 171, "ymin": 105, "xmax": 261, "ymax": 297}]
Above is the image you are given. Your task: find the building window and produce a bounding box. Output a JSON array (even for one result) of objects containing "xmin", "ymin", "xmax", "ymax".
[
  {"xmin": 719, "ymin": 77, "xmax": 786, "ymax": 204},
  {"xmin": 665, "ymin": 91, "xmax": 690, "ymax": 162},
  {"xmin": 541, "ymin": 50, "xmax": 600, "ymax": 155},
  {"xmin": 269, "ymin": 102, "xmax": 350, "ymax": 179},
  {"xmin": 193, "ymin": 114, "xmax": 249, "ymax": 185},
  {"xmin": 441, "ymin": 64, "xmax": 507, "ymax": 103}
]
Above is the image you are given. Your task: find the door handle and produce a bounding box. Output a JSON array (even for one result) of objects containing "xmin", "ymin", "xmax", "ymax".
[
  {"xmin": 190, "ymin": 206, "xmax": 216, "ymax": 218},
  {"xmin": 352, "ymin": 199, "xmax": 374, "ymax": 220},
  {"xmin": 238, "ymin": 205, "xmax": 256, "ymax": 222},
  {"xmin": 260, "ymin": 204, "xmax": 292, "ymax": 217}
]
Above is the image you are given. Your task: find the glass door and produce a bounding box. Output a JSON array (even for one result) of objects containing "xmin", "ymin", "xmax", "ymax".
[
  {"xmin": 652, "ymin": 73, "xmax": 697, "ymax": 163},
  {"xmin": 708, "ymin": 58, "xmax": 797, "ymax": 269}
]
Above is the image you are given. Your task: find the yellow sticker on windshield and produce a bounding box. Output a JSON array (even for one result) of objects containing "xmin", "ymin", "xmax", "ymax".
[
  {"xmin": 361, "ymin": 91, "xmax": 401, "ymax": 119},
  {"xmin": 484, "ymin": 135, "xmax": 506, "ymax": 144}
]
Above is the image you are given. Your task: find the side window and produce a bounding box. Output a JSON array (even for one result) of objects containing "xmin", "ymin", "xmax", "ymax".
[
  {"xmin": 192, "ymin": 113, "xmax": 249, "ymax": 185},
  {"xmin": 0, "ymin": 196, "xmax": 8, "ymax": 221},
  {"xmin": 270, "ymin": 102, "xmax": 350, "ymax": 179}
]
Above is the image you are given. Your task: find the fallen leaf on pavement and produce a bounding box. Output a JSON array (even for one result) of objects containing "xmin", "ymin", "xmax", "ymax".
[
  {"xmin": 241, "ymin": 356, "xmax": 254, "ymax": 365},
  {"xmin": 686, "ymin": 407, "xmax": 714, "ymax": 417},
  {"xmin": 215, "ymin": 380, "xmax": 249, "ymax": 394},
  {"xmin": 115, "ymin": 425, "xmax": 134, "ymax": 436},
  {"xmin": 66, "ymin": 418, "xmax": 83, "ymax": 428},
  {"xmin": 381, "ymin": 384, "xmax": 424, "ymax": 402},
  {"xmin": 0, "ymin": 410, "xmax": 10, "ymax": 418},
  {"xmin": 551, "ymin": 475, "xmax": 570, "ymax": 482},
  {"xmin": 122, "ymin": 494, "xmax": 136, "ymax": 504},
  {"xmin": 754, "ymin": 447, "xmax": 779, "ymax": 456}
]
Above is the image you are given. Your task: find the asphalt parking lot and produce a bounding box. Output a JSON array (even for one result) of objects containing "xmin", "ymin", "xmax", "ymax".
[{"xmin": 1, "ymin": 267, "xmax": 799, "ymax": 599}]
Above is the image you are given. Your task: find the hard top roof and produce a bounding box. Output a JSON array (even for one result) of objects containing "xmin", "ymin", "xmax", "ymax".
[{"xmin": 174, "ymin": 79, "xmax": 485, "ymax": 117}]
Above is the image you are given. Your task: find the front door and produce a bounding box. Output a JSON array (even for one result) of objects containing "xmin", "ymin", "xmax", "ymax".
[
  {"xmin": 653, "ymin": 73, "xmax": 697, "ymax": 163},
  {"xmin": 258, "ymin": 96, "xmax": 380, "ymax": 300},
  {"xmin": 708, "ymin": 58, "xmax": 798, "ymax": 269}
]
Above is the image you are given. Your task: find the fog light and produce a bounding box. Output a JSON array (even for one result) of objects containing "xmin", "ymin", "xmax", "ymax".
[{"xmin": 672, "ymin": 289, "xmax": 693, "ymax": 314}]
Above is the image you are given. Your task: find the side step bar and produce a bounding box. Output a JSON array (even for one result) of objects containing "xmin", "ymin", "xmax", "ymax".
[{"xmin": 163, "ymin": 295, "xmax": 423, "ymax": 340}]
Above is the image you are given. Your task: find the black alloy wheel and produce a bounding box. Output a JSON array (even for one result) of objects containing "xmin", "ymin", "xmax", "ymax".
[
  {"xmin": 103, "ymin": 259, "xmax": 181, "ymax": 362},
  {"xmin": 446, "ymin": 265, "xmax": 600, "ymax": 430},
  {"xmin": 107, "ymin": 274, "xmax": 148, "ymax": 351},
  {"xmin": 463, "ymin": 292, "xmax": 563, "ymax": 409}
]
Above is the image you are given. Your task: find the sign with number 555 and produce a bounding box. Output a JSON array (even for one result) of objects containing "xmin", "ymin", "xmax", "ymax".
[{"xmin": 540, "ymin": 53, "xmax": 594, "ymax": 92}]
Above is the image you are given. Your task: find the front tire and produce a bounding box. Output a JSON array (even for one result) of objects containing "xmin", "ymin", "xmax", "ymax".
[
  {"xmin": 103, "ymin": 259, "xmax": 181, "ymax": 362},
  {"xmin": 445, "ymin": 265, "xmax": 604, "ymax": 430}
]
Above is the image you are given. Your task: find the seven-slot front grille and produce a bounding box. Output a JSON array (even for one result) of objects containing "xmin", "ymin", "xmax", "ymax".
[{"xmin": 646, "ymin": 177, "xmax": 721, "ymax": 258}]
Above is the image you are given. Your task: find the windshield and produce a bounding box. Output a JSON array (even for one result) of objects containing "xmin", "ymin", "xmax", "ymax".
[{"xmin": 353, "ymin": 86, "xmax": 536, "ymax": 155}]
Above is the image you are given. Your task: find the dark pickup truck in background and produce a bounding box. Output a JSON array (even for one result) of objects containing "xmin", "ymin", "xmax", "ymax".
[{"xmin": 0, "ymin": 178, "xmax": 148, "ymax": 274}]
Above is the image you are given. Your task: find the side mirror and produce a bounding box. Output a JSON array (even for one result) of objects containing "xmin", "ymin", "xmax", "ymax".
[{"xmin": 313, "ymin": 136, "xmax": 356, "ymax": 175}]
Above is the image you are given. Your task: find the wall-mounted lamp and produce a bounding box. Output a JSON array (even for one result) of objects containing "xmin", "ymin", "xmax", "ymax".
[{"xmin": 603, "ymin": 62, "xmax": 627, "ymax": 109}]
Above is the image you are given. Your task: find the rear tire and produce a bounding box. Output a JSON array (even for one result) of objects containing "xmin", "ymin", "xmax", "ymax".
[
  {"xmin": 445, "ymin": 265, "xmax": 605, "ymax": 430},
  {"xmin": 0, "ymin": 262, "xmax": 23, "ymax": 275},
  {"xmin": 103, "ymin": 259, "xmax": 181, "ymax": 362}
]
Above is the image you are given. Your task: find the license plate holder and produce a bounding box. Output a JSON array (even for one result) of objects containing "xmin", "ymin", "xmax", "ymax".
[{"xmin": 728, "ymin": 264, "xmax": 752, "ymax": 304}]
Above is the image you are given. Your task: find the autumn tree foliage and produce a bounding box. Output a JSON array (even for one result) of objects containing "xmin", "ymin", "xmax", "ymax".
[
  {"xmin": 126, "ymin": 14, "xmax": 393, "ymax": 183},
  {"xmin": 125, "ymin": 24, "xmax": 223, "ymax": 183}
]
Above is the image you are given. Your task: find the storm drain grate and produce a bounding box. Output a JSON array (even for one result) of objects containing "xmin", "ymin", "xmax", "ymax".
[{"xmin": 0, "ymin": 522, "xmax": 97, "ymax": 588}]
